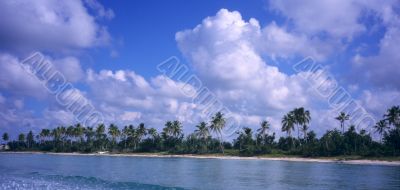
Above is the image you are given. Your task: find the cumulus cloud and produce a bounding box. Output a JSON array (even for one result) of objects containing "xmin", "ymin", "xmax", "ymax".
[
  {"xmin": 0, "ymin": 0, "xmax": 115, "ymax": 135},
  {"xmin": 269, "ymin": 0, "xmax": 366, "ymax": 39},
  {"xmin": 0, "ymin": 0, "xmax": 111, "ymax": 53},
  {"xmin": 175, "ymin": 9, "xmax": 342, "ymax": 136},
  {"xmin": 120, "ymin": 111, "xmax": 142, "ymax": 121},
  {"xmin": 353, "ymin": 26, "xmax": 400, "ymax": 89},
  {"xmin": 85, "ymin": 69, "xmax": 202, "ymax": 129},
  {"xmin": 1, "ymin": 2, "xmax": 398, "ymax": 140},
  {"xmin": 53, "ymin": 56, "xmax": 85, "ymax": 83},
  {"xmin": 176, "ymin": 9, "xmax": 317, "ymax": 114},
  {"xmin": 359, "ymin": 90, "xmax": 400, "ymax": 116},
  {"xmin": 260, "ymin": 22, "xmax": 333, "ymax": 60},
  {"xmin": 174, "ymin": 8, "xmax": 399, "ymax": 136},
  {"xmin": 0, "ymin": 53, "xmax": 46, "ymax": 98}
]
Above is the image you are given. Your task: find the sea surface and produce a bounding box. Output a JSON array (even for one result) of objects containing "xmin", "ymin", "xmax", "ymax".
[{"xmin": 0, "ymin": 153, "xmax": 399, "ymax": 190}]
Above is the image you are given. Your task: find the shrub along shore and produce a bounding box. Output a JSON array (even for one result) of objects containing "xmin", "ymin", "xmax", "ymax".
[{"xmin": 2, "ymin": 106, "xmax": 400, "ymax": 158}]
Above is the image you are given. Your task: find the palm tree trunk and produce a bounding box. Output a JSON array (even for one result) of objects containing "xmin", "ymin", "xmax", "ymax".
[
  {"xmin": 219, "ymin": 135, "xmax": 224, "ymax": 154},
  {"xmin": 341, "ymin": 122, "xmax": 344, "ymax": 133},
  {"xmin": 297, "ymin": 126, "xmax": 300, "ymax": 139}
]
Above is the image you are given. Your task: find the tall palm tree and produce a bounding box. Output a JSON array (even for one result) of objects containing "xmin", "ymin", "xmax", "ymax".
[
  {"xmin": 195, "ymin": 122, "xmax": 210, "ymax": 152},
  {"xmin": 39, "ymin": 129, "xmax": 50, "ymax": 144},
  {"xmin": 282, "ymin": 114, "xmax": 295, "ymax": 137},
  {"xmin": 108, "ymin": 124, "xmax": 120, "ymax": 148},
  {"xmin": 210, "ymin": 112, "xmax": 226, "ymax": 154},
  {"xmin": 74, "ymin": 123, "xmax": 85, "ymax": 143},
  {"xmin": 257, "ymin": 120, "xmax": 270, "ymax": 136},
  {"xmin": 384, "ymin": 106, "xmax": 400, "ymax": 129},
  {"xmin": 147, "ymin": 128, "xmax": 159, "ymax": 144},
  {"xmin": 66, "ymin": 125, "xmax": 75, "ymax": 145},
  {"xmin": 335, "ymin": 112, "xmax": 350, "ymax": 133},
  {"xmin": 164, "ymin": 121, "xmax": 173, "ymax": 136},
  {"xmin": 171, "ymin": 120, "xmax": 183, "ymax": 138},
  {"xmin": 95, "ymin": 124, "xmax": 106, "ymax": 150},
  {"xmin": 137, "ymin": 123, "xmax": 147, "ymax": 142},
  {"xmin": 195, "ymin": 122, "xmax": 210, "ymax": 139},
  {"xmin": 121, "ymin": 126, "xmax": 130, "ymax": 149},
  {"xmin": 51, "ymin": 128, "xmax": 61, "ymax": 148},
  {"xmin": 374, "ymin": 120, "xmax": 389, "ymax": 143},
  {"xmin": 127, "ymin": 125, "xmax": 138, "ymax": 150},
  {"xmin": 2, "ymin": 133, "xmax": 9, "ymax": 144},
  {"xmin": 58, "ymin": 126, "xmax": 66, "ymax": 149},
  {"xmin": 301, "ymin": 125, "xmax": 309, "ymax": 139},
  {"xmin": 26, "ymin": 131, "xmax": 34, "ymax": 149},
  {"xmin": 18, "ymin": 133, "xmax": 25, "ymax": 142},
  {"xmin": 84, "ymin": 127, "xmax": 95, "ymax": 147},
  {"xmin": 292, "ymin": 108, "xmax": 311, "ymax": 139}
]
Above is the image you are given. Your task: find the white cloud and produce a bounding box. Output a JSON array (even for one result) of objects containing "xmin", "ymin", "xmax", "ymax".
[
  {"xmin": 175, "ymin": 9, "xmax": 346, "ymax": 136},
  {"xmin": 359, "ymin": 89, "xmax": 400, "ymax": 116},
  {"xmin": 1, "ymin": 3, "xmax": 398, "ymax": 139},
  {"xmin": 85, "ymin": 69, "xmax": 202, "ymax": 129},
  {"xmin": 13, "ymin": 99, "xmax": 24, "ymax": 109},
  {"xmin": 0, "ymin": 0, "xmax": 111, "ymax": 53},
  {"xmin": 43, "ymin": 109, "xmax": 75, "ymax": 126},
  {"xmin": 353, "ymin": 26, "xmax": 400, "ymax": 89},
  {"xmin": 0, "ymin": 93, "xmax": 6, "ymax": 104},
  {"xmin": 84, "ymin": 0, "xmax": 115, "ymax": 20},
  {"xmin": 53, "ymin": 57, "xmax": 85, "ymax": 82},
  {"xmin": 0, "ymin": 53, "xmax": 46, "ymax": 98},
  {"xmin": 176, "ymin": 9, "xmax": 315, "ymax": 114},
  {"xmin": 269, "ymin": 0, "xmax": 366, "ymax": 39},
  {"xmin": 120, "ymin": 111, "xmax": 142, "ymax": 121},
  {"xmin": 260, "ymin": 22, "xmax": 333, "ymax": 60}
]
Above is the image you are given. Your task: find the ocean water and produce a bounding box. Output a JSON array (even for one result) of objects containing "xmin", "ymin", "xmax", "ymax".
[{"xmin": 0, "ymin": 153, "xmax": 399, "ymax": 190}]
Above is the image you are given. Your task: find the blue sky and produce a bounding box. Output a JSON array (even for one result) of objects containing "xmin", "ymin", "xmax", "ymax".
[{"xmin": 0, "ymin": 0, "xmax": 399, "ymax": 139}]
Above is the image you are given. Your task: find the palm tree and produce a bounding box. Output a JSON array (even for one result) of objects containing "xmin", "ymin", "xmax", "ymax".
[
  {"xmin": 147, "ymin": 128, "xmax": 158, "ymax": 144},
  {"xmin": 74, "ymin": 123, "xmax": 85, "ymax": 143},
  {"xmin": 292, "ymin": 108, "xmax": 311, "ymax": 139},
  {"xmin": 171, "ymin": 120, "xmax": 183, "ymax": 138},
  {"xmin": 84, "ymin": 127, "xmax": 95, "ymax": 147},
  {"xmin": 66, "ymin": 125, "xmax": 75, "ymax": 145},
  {"xmin": 51, "ymin": 128, "xmax": 61, "ymax": 145},
  {"xmin": 95, "ymin": 124, "xmax": 106, "ymax": 150},
  {"xmin": 2, "ymin": 133, "xmax": 9, "ymax": 144},
  {"xmin": 257, "ymin": 120, "xmax": 270, "ymax": 136},
  {"xmin": 164, "ymin": 121, "xmax": 173, "ymax": 136},
  {"xmin": 282, "ymin": 113, "xmax": 295, "ymax": 137},
  {"xmin": 257, "ymin": 120, "xmax": 270, "ymax": 146},
  {"xmin": 374, "ymin": 120, "xmax": 389, "ymax": 143},
  {"xmin": 137, "ymin": 123, "xmax": 147, "ymax": 142},
  {"xmin": 108, "ymin": 124, "xmax": 120, "ymax": 148},
  {"xmin": 195, "ymin": 122, "xmax": 210, "ymax": 150},
  {"xmin": 210, "ymin": 112, "xmax": 226, "ymax": 154},
  {"xmin": 127, "ymin": 125, "xmax": 138, "ymax": 150},
  {"xmin": 301, "ymin": 125, "xmax": 309, "ymax": 139},
  {"xmin": 26, "ymin": 131, "xmax": 34, "ymax": 149},
  {"xmin": 57, "ymin": 126, "xmax": 66, "ymax": 149},
  {"xmin": 121, "ymin": 126, "xmax": 130, "ymax": 149},
  {"xmin": 18, "ymin": 133, "xmax": 25, "ymax": 142},
  {"xmin": 39, "ymin": 129, "xmax": 50, "ymax": 144},
  {"xmin": 195, "ymin": 122, "xmax": 210, "ymax": 139},
  {"xmin": 384, "ymin": 106, "xmax": 400, "ymax": 129},
  {"xmin": 335, "ymin": 112, "xmax": 350, "ymax": 133}
]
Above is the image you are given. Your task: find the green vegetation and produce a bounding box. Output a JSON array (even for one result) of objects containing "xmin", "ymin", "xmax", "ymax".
[{"xmin": 2, "ymin": 106, "xmax": 400, "ymax": 158}]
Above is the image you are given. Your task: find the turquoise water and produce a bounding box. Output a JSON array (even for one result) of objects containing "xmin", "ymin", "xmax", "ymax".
[{"xmin": 0, "ymin": 153, "xmax": 399, "ymax": 190}]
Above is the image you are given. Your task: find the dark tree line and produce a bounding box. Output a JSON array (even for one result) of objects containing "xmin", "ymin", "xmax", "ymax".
[{"xmin": 2, "ymin": 106, "xmax": 400, "ymax": 157}]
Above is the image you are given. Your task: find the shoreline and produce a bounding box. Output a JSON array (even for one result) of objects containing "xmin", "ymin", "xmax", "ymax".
[{"xmin": 2, "ymin": 151, "xmax": 400, "ymax": 166}]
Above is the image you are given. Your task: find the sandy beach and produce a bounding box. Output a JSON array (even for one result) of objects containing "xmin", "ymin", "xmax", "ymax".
[{"xmin": 2, "ymin": 151, "xmax": 400, "ymax": 166}]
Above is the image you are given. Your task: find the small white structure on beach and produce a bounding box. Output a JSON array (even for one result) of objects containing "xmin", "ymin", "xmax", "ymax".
[{"xmin": 0, "ymin": 144, "xmax": 10, "ymax": 151}]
